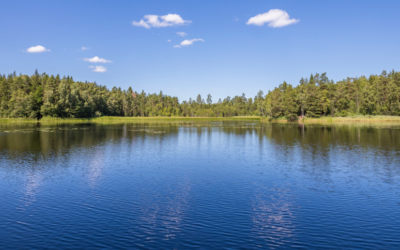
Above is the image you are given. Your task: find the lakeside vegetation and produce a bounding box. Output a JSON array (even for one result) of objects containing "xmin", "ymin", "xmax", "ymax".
[
  {"xmin": 4, "ymin": 115, "xmax": 400, "ymax": 125},
  {"xmin": 1, "ymin": 69, "xmax": 400, "ymax": 121},
  {"xmin": 302, "ymin": 115, "xmax": 400, "ymax": 123},
  {"xmin": 261, "ymin": 115, "xmax": 400, "ymax": 123},
  {"xmin": 0, "ymin": 116, "xmax": 259, "ymax": 124}
]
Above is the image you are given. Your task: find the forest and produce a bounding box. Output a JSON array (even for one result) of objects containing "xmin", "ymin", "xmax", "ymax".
[{"xmin": 0, "ymin": 70, "xmax": 399, "ymax": 119}]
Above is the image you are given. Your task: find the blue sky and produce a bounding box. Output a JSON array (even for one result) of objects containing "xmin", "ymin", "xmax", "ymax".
[{"xmin": 1, "ymin": 0, "xmax": 400, "ymax": 102}]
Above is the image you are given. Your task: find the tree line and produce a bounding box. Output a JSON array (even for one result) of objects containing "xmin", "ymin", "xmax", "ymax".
[{"xmin": 0, "ymin": 70, "xmax": 399, "ymax": 119}]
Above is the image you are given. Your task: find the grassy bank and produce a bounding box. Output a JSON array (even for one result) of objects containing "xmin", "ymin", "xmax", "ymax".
[
  {"xmin": 4, "ymin": 115, "xmax": 400, "ymax": 124},
  {"xmin": 302, "ymin": 115, "xmax": 400, "ymax": 123},
  {"xmin": 0, "ymin": 118, "xmax": 39, "ymax": 123},
  {"xmin": 261, "ymin": 115, "xmax": 400, "ymax": 123},
  {"xmin": 0, "ymin": 116, "xmax": 260, "ymax": 124},
  {"xmin": 90, "ymin": 116, "xmax": 260, "ymax": 124}
]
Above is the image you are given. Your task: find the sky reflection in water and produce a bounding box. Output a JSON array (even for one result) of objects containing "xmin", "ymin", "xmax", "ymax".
[{"xmin": 0, "ymin": 121, "xmax": 400, "ymax": 249}]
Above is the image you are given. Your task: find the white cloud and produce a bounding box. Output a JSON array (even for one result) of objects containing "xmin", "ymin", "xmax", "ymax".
[
  {"xmin": 167, "ymin": 40, "xmax": 171, "ymax": 42},
  {"xmin": 247, "ymin": 9, "xmax": 299, "ymax": 28},
  {"xmin": 132, "ymin": 14, "xmax": 191, "ymax": 28},
  {"xmin": 89, "ymin": 66, "xmax": 107, "ymax": 72},
  {"xmin": 82, "ymin": 47, "xmax": 90, "ymax": 50},
  {"xmin": 176, "ymin": 32, "xmax": 187, "ymax": 37},
  {"xmin": 26, "ymin": 45, "xmax": 50, "ymax": 53},
  {"xmin": 174, "ymin": 38, "xmax": 204, "ymax": 48},
  {"xmin": 133, "ymin": 19, "xmax": 151, "ymax": 28},
  {"xmin": 83, "ymin": 56, "xmax": 112, "ymax": 63}
]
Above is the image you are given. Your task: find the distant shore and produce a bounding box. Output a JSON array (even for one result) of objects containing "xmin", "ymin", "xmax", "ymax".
[
  {"xmin": 0, "ymin": 116, "xmax": 260, "ymax": 124},
  {"xmin": 2, "ymin": 115, "xmax": 400, "ymax": 124},
  {"xmin": 261, "ymin": 115, "xmax": 400, "ymax": 123}
]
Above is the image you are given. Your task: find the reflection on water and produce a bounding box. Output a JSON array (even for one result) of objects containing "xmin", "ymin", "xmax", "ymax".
[
  {"xmin": 18, "ymin": 170, "xmax": 43, "ymax": 213},
  {"xmin": 1, "ymin": 121, "xmax": 400, "ymax": 249},
  {"xmin": 2, "ymin": 122, "xmax": 400, "ymax": 156},
  {"xmin": 87, "ymin": 149, "xmax": 105, "ymax": 188},
  {"xmin": 135, "ymin": 177, "xmax": 191, "ymax": 243},
  {"xmin": 252, "ymin": 184, "xmax": 295, "ymax": 249}
]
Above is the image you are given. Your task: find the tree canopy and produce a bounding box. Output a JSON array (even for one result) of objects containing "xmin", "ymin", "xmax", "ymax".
[{"xmin": 1, "ymin": 70, "xmax": 399, "ymax": 118}]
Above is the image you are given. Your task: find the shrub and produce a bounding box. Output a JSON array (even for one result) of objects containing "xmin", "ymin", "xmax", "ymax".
[{"xmin": 286, "ymin": 114, "xmax": 298, "ymax": 122}]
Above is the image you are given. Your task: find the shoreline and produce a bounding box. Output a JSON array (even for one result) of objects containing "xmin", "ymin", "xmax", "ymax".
[
  {"xmin": 0, "ymin": 116, "xmax": 260, "ymax": 124},
  {"xmin": 2, "ymin": 115, "xmax": 400, "ymax": 124},
  {"xmin": 261, "ymin": 115, "xmax": 400, "ymax": 123}
]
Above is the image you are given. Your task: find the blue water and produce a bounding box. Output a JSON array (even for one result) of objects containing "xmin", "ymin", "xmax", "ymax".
[{"xmin": 1, "ymin": 121, "xmax": 400, "ymax": 249}]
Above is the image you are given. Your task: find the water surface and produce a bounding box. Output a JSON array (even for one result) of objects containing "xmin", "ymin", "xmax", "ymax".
[{"xmin": 1, "ymin": 121, "xmax": 400, "ymax": 249}]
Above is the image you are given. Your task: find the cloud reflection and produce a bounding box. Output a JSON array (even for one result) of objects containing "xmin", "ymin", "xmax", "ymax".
[{"xmin": 251, "ymin": 185, "xmax": 296, "ymax": 248}]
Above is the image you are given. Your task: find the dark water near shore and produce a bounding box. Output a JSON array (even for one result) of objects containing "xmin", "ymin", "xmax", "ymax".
[{"xmin": 1, "ymin": 121, "xmax": 400, "ymax": 249}]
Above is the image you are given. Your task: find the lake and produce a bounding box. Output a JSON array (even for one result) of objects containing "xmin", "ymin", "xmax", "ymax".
[{"xmin": 1, "ymin": 121, "xmax": 400, "ymax": 249}]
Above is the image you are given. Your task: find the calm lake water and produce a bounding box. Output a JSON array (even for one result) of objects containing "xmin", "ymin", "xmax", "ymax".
[{"xmin": 1, "ymin": 121, "xmax": 400, "ymax": 249}]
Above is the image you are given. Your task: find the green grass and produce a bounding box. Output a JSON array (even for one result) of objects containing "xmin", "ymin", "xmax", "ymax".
[
  {"xmin": 1, "ymin": 116, "xmax": 261, "ymax": 124},
  {"xmin": 0, "ymin": 118, "xmax": 39, "ymax": 123},
  {"xmin": 5, "ymin": 115, "xmax": 400, "ymax": 124},
  {"xmin": 93, "ymin": 116, "xmax": 260, "ymax": 122},
  {"xmin": 302, "ymin": 115, "xmax": 400, "ymax": 123},
  {"xmin": 87, "ymin": 116, "xmax": 260, "ymax": 124},
  {"xmin": 39, "ymin": 117, "xmax": 94, "ymax": 123},
  {"xmin": 261, "ymin": 115, "xmax": 400, "ymax": 123}
]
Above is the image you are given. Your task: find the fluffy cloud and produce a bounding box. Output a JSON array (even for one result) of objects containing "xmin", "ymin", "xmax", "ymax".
[
  {"xmin": 174, "ymin": 38, "xmax": 204, "ymax": 48},
  {"xmin": 26, "ymin": 45, "xmax": 50, "ymax": 53},
  {"xmin": 132, "ymin": 14, "xmax": 191, "ymax": 28},
  {"xmin": 247, "ymin": 9, "xmax": 299, "ymax": 28},
  {"xmin": 83, "ymin": 56, "xmax": 112, "ymax": 63},
  {"xmin": 176, "ymin": 32, "xmax": 187, "ymax": 37},
  {"xmin": 167, "ymin": 40, "xmax": 171, "ymax": 42},
  {"xmin": 89, "ymin": 66, "xmax": 107, "ymax": 72},
  {"xmin": 82, "ymin": 47, "xmax": 90, "ymax": 50}
]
